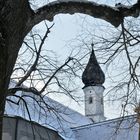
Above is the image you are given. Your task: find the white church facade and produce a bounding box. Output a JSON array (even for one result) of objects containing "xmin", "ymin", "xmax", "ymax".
[{"xmin": 4, "ymin": 47, "xmax": 139, "ymax": 140}]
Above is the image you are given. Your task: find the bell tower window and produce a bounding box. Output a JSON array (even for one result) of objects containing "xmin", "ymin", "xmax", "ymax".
[
  {"xmin": 101, "ymin": 98, "xmax": 103, "ymax": 105},
  {"xmin": 89, "ymin": 97, "xmax": 93, "ymax": 104}
]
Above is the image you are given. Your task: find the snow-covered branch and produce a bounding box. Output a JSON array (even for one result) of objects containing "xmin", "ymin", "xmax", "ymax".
[{"xmin": 31, "ymin": 0, "xmax": 140, "ymax": 27}]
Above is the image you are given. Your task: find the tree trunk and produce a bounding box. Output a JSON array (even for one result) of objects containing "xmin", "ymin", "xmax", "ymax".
[
  {"xmin": 138, "ymin": 120, "xmax": 140, "ymax": 140},
  {"xmin": 0, "ymin": 0, "xmax": 33, "ymax": 139},
  {"xmin": 0, "ymin": 42, "xmax": 8, "ymax": 140},
  {"xmin": 0, "ymin": 9, "xmax": 9, "ymax": 139}
]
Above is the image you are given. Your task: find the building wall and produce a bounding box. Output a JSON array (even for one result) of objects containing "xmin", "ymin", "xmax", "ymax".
[
  {"xmin": 2, "ymin": 116, "xmax": 63, "ymax": 140},
  {"xmin": 72, "ymin": 115, "xmax": 139, "ymax": 140},
  {"xmin": 83, "ymin": 86, "xmax": 105, "ymax": 122}
]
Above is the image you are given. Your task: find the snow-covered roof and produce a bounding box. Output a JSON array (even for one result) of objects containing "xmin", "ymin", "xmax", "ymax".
[
  {"xmin": 6, "ymin": 81, "xmax": 139, "ymax": 140},
  {"xmin": 6, "ymin": 81, "xmax": 92, "ymax": 140},
  {"xmin": 72, "ymin": 115, "xmax": 139, "ymax": 140}
]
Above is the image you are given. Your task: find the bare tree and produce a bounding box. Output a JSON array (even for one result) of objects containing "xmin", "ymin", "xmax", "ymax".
[
  {"xmin": 0, "ymin": 0, "xmax": 140, "ymax": 139},
  {"xmin": 66, "ymin": 1, "xmax": 140, "ymax": 138}
]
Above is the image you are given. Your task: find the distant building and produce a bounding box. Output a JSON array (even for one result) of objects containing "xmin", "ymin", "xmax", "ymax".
[{"xmin": 4, "ymin": 47, "xmax": 139, "ymax": 140}]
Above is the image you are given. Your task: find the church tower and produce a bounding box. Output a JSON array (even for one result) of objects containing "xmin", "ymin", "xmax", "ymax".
[{"xmin": 82, "ymin": 46, "xmax": 106, "ymax": 122}]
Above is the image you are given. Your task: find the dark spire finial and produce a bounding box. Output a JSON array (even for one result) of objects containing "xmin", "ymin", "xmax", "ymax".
[
  {"xmin": 91, "ymin": 42, "xmax": 94, "ymax": 50},
  {"xmin": 82, "ymin": 45, "xmax": 105, "ymax": 87}
]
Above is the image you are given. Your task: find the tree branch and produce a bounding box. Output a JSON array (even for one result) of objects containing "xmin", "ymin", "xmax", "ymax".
[
  {"xmin": 31, "ymin": 0, "xmax": 140, "ymax": 27},
  {"xmin": 8, "ymin": 57, "xmax": 73, "ymax": 96},
  {"xmin": 16, "ymin": 24, "xmax": 53, "ymax": 87},
  {"xmin": 39, "ymin": 57, "xmax": 73, "ymax": 93},
  {"xmin": 8, "ymin": 86, "xmax": 39, "ymax": 96}
]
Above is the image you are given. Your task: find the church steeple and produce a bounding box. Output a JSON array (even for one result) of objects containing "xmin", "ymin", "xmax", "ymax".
[
  {"xmin": 82, "ymin": 47, "xmax": 105, "ymax": 87},
  {"xmin": 82, "ymin": 44, "xmax": 106, "ymax": 123}
]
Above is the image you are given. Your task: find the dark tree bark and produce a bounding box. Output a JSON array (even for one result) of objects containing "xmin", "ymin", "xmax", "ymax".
[
  {"xmin": 32, "ymin": 0, "xmax": 140, "ymax": 27},
  {"xmin": 0, "ymin": 0, "xmax": 33, "ymax": 139},
  {"xmin": 0, "ymin": 0, "xmax": 140, "ymax": 139}
]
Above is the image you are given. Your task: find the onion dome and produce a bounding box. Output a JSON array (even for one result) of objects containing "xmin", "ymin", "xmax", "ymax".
[{"xmin": 82, "ymin": 48, "xmax": 105, "ymax": 87}]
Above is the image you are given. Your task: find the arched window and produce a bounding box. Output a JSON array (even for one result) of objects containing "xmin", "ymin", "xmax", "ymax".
[
  {"xmin": 89, "ymin": 97, "xmax": 93, "ymax": 104},
  {"xmin": 101, "ymin": 98, "xmax": 103, "ymax": 105}
]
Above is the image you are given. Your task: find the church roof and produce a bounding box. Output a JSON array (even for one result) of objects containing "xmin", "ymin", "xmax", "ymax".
[
  {"xmin": 6, "ymin": 81, "xmax": 138, "ymax": 140},
  {"xmin": 72, "ymin": 115, "xmax": 138, "ymax": 140},
  {"xmin": 82, "ymin": 48, "xmax": 105, "ymax": 87},
  {"xmin": 6, "ymin": 81, "xmax": 92, "ymax": 140}
]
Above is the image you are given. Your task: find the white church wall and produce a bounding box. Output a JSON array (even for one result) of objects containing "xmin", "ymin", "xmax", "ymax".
[
  {"xmin": 83, "ymin": 85, "xmax": 105, "ymax": 122},
  {"xmin": 72, "ymin": 115, "xmax": 139, "ymax": 140}
]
